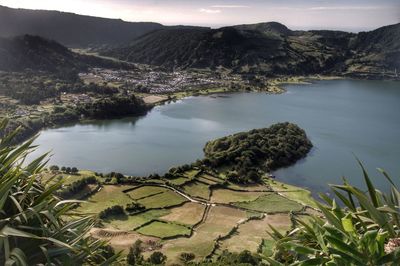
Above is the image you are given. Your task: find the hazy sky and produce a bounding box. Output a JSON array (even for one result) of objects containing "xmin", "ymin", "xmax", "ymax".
[{"xmin": 1, "ymin": 0, "xmax": 399, "ymax": 31}]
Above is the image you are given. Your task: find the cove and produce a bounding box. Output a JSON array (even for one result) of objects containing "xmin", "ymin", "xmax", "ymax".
[{"xmin": 30, "ymin": 79, "xmax": 400, "ymax": 192}]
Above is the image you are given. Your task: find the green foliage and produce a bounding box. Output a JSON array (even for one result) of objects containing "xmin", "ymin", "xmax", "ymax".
[
  {"xmin": 77, "ymin": 95, "xmax": 148, "ymax": 119},
  {"xmin": 57, "ymin": 175, "xmax": 97, "ymax": 198},
  {"xmin": 268, "ymin": 165, "xmax": 400, "ymax": 265},
  {"xmin": 204, "ymin": 122, "xmax": 312, "ymax": 184},
  {"xmin": 0, "ymin": 119, "xmax": 120, "ymax": 265},
  {"xmin": 99, "ymin": 205, "xmax": 125, "ymax": 219},
  {"xmin": 126, "ymin": 201, "xmax": 146, "ymax": 213},
  {"xmin": 148, "ymin": 251, "xmax": 167, "ymax": 265},
  {"xmin": 180, "ymin": 252, "xmax": 196, "ymax": 263}
]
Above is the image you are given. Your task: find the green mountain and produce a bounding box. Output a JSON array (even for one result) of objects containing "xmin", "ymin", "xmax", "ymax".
[
  {"xmin": 0, "ymin": 5, "xmax": 163, "ymax": 47},
  {"xmin": 105, "ymin": 22, "xmax": 400, "ymax": 77},
  {"xmin": 0, "ymin": 35, "xmax": 130, "ymax": 72}
]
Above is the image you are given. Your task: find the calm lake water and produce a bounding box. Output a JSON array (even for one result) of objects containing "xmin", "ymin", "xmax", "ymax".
[{"xmin": 31, "ymin": 80, "xmax": 400, "ymax": 192}]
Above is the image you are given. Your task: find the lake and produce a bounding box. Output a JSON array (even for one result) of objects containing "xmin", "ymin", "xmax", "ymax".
[{"xmin": 31, "ymin": 79, "xmax": 400, "ymax": 192}]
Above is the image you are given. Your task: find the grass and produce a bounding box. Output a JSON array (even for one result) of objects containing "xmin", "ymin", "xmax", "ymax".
[
  {"xmin": 42, "ymin": 170, "xmax": 99, "ymax": 186},
  {"xmin": 211, "ymin": 189, "xmax": 266, "ymax": 204},
  {"xmin": 137, "ymin": 190, "xmax": 187, "ymax": 209},
  {"xmin": 136, "ymin": 221, "xmax": 191, "ymax": 238},
  {"xmin": 183, "ymin": 169, "xmax": 201, "ymax": 179},
  {"xmin": 160, "ymin": 202, "xmax": 206, "ymax": 226},
  {"xmin": 105, "ymin": 209, "xmax": 170, "ymax": 231},
  {"xmin": 218, "ymin": 213, "xmax": 291, "ymax": 254},
  {"xmin": 77, "ymin": 185, "xmax": 134, "ymax": 214},
  {"xmin": 159, "ymin": 206, "xmax": 247, "ymax": 263},
  {"xmin": 233, "ymin": 193, "xmax": 303, "ymax": 213},
  {"xmin": 268, "ymin": 180, "xmax": 318, "ymax": 208},
  {"xmin": 167, "ymin": 176, "xmax": 191, "ymax": 186},
  {"xmin": 126, "ymin": 186, "xmax": 168, "ymax": 200},
  {"xmin": 182, "ymin": 182, "xmax": 210, "ymax": 200}
]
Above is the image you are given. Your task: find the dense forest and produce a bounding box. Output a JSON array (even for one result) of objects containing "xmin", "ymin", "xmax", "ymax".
[{"xmin": 203, "ymin": 122, "xmax": 313, "ymax": 183}]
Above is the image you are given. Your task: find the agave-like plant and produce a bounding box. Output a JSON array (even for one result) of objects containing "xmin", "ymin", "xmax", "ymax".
[
  {"xmin": 267, "ymin": 161, "xmax": 400, "ymax": 265},
  {"xmin": 0, "ymin": 119, "xmax": 120, "ymax": 265}
]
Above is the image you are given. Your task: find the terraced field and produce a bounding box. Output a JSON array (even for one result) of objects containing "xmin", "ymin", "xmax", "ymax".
[{"xmin": 73, "ymin": 170, "xmax": 316, "ymax": 264}]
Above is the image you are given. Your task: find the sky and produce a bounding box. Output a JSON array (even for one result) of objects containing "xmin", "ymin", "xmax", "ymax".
[{"xmin": 0, "ymin": 0, "xmax": 399, "ymax": 31}]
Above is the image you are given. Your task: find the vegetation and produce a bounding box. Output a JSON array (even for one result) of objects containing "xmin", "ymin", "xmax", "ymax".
[
  {"xmin": 105, "ymin": 22, "xmax": 400, "ymax": 78},
  {"xmin": 204, "ymin": 122, "xmax": 312, "ymax": 184},
  {"xmin": 268, "ymin": 165, "xmax": 400, "ymax": 265},
  {"xmin": 57, "ymin": 175, "xmax": 97, "ymax": 198},
  {"xmin": 234, "ymin": 193, "xmax": 303, "ymax": 213},
  {"xmin": 0, "ymin": 119, "xmax": 119, "ymax": 265},
  {"xmin": 136, "ymin": 221, "xmax": 191, "ymax": 238},
  {"xmin": 99, "ymin": 205, "xmax": 125, "ymax": 219}
]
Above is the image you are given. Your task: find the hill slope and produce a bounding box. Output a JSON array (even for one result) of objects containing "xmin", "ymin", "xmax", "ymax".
[
  {"xmin": 0, "ymin": 5, "xmax": 163, "ymax": 47},
  {"xmin": 106, "ymin": 22, "xmax": 400, "ymax": 77},
  {"xmin": 0, "ymin": 35, "xmax": 131, "ymax": 72}
]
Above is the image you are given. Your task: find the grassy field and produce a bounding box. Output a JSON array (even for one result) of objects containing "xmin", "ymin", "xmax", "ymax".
[
  {"xmin": 105, "ymin": 209, "xmax": 170, "ymax": 231},
  {"xmin": 77, "ymin": 185, "xmax": 135, "ymax": 214},
  {"xmin": 137, "ymin": 221, "xmax": 191, "ymax": 238},
  {"xmin": 182, "ymin": 182, "xmax": 210, "ymax": 200},
  {"xmin": 182, "ymin": 169, "xmax": 201, "ymax": 178},
  {"xmin": 136, "ymin": 190, "xmax": 187, "ymax": 209},
  {"xmin": 160, "ymin": 202, "xmax": 206, "ymax": 226},
  {"xmin": 211, "ymin": 189, "xmax": 266, "ymax": 204},
  {"xmin": 218, "ymin": 213, "xmax": 292, "ymax": 254},
  {"xmin": 233, "ymin": 193, "xmax": 303, "ymax": 213},
  {"xmin": 126, "ymin": 186, "xmax": 168, "ymax": 200},
  {"xmin": 268, "ymin": 180, "xmax": 318, "ymax": 208},
  {"xmin": 167, "ymin": 176, "xmax": 191, "ymax": 186},
  {"xmin": 159, "ymin": 206, "xmax": 247, "ymax": 263},
  {"xmin": 41, "ymin": 170, "xmax": 99, "ymax": 186}
]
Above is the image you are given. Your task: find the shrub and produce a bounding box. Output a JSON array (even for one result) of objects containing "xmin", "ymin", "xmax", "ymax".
[
  {"xmin": 0, "ymin": 119, "xmax": 120, "ymax": 265},
  {"xmin": 268, "ymin": 163, "xmax": 400, "ymax": 265},
  {"xmin": 99, "ymin": 205, "xmax": 125, "ymax": 219}
]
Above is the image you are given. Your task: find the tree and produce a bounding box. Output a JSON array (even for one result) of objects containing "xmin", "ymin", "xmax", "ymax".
[
  {"xmin": 71, "ymin": 167, "xmax": 79, "ymax": 174},
  {"xmin": 148, "ymin": 251, "xmax": 167, "ymax": 265},
  {"xmin": 61, "ymin": 166, "xmax": 66, "ymax": 172},
  {"xmin": 65, "ymin": 167, "xmax": 72, "ymax": 174},
  {"xmin": 0, "ymin": 119, "xmax": 120, "ymax": 265},
  {"xmin": 179, "ymin": 252, "xmax": 195, "ymax": 263},
  {"xmin": 49, "ymin": 165, "xmax": 59, "ymax": 171},
  {"xmin": 127, "ymin": 240, "xmax": 143, "ymax": 265}
]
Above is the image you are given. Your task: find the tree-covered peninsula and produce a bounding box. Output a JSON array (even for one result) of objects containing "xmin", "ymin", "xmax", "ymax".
[{"xmin": 203, "ymin": 122, "xmax": 313, "ymax": 183}]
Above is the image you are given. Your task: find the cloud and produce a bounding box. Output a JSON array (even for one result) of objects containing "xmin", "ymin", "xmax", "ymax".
[
  {"xmin": 211, "ymin": 5, "xmax": 250, "ymax": 9},
  {"xmin": 309, "ymin": 6, "xmax": 387, "ymax": 11},
  {"xmin": 199, "ymin": 8, "xmax": 221, "ymax": 14}
]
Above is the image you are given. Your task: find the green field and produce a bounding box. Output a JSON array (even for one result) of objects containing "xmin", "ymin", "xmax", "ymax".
[
  {"xmin": 167, "ymin": 176, "xmax": 191, "ymax": 186},
  {"xmin": 211, "ymin": 188, "xmax": 266, "ymax": 204},
  {"xmin": 77, "ymin": 185, "xmax": 135, "ymax": 213},
  {"xmin": 136, "ymin": 221, "xmax": 191, "ymax": 238},
  {"xmin": 137, "ymin": 190, "xmax": 187, "ymax": 209},
  {"xmin": 105, "ymin": 209, "xmax": 170, "ymax": 231},
  {"xmin": 233, "ymin": 193, "xmax": 303, "ymax": 213},
  {"xmin": 268, "ymin": 180, "xmax": 317, "ymax": 208},
  {"xmin": 183, "ymin": 181, "xmax": 210, "ymax": 200},
  {"xmin": 126, "ymin": 186, "xmax": 167, "ymax": 200},
  {"xmin": 183, "ymin": 169, "xmax": 201, "ymax": 178}
]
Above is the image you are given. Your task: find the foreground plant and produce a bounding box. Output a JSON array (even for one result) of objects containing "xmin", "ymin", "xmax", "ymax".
[
  {"xmin": 0, "ymin": 119, "xmax": 119, "ymax": 265},
  {"xmin": 268, "ymin": 162, "xmax": 400, "ymax": 265}
]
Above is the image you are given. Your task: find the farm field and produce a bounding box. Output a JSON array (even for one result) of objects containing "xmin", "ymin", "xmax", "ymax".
[
  {"xmin": 137, "ymin": 221, "xmax": 191, "ymax": 238},
  {"xmin": 160, "ymin": 202, "xmax": 206, "ymax": 225},
  {"xmin": 77, "ymin": 185, "xmax": 135, "ymax": 213},
  {"xmin": 210, "ymin": 188, "xmax": 266, "ymax": 204},
  {"xmin": 182, "ymin": 181, "xmax": 210, "ymax": 200},
  {"xmin": 233, "ymin": 193, "xmax": 304, "ymax": 213},
  {"xmin": 71, "ymin": 169, "xmax": 316, "ymax": 265}
]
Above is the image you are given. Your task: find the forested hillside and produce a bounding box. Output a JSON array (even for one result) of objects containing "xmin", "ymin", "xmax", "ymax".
[{"xmin": 105, "ymin": 22, "xmax": 400, "ymax": 77}]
